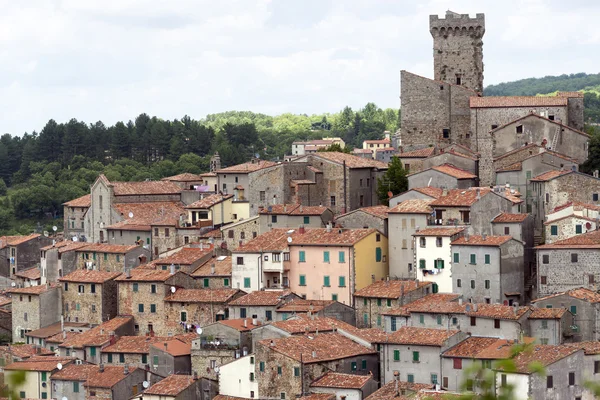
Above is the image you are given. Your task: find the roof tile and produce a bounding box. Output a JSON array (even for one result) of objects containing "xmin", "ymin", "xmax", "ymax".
[
  {"xmin": 51, "ymin": 364, "xmax": 139, "ymax": 388},
  {"xmin": 451, "ymin": 235, "xmax": 513, "ymax": 247},
  {"xmin": 217, "ymin": 160, "xmax": 278, "ymax": 173},
  {"xmin": 164, "ymin": 288, "xmax": 242, "ymax": 303},
  {"xmin": 311, "ymin": 372, "xmax": 373, "ymax": 389},
  {"xmin": 388, "ymin": 199, "xmax": 433, "ymax": 214},
  {"xmin": 185, "ymin": 194, "xmax": 234, "ymax": 209},
  {"xmin": 63, "ymin": 194, "xmax": 91, "ymax": 207},
  {"xmin": 430, "ymin": 187, "xmax": 492, "ymax": 207},
  {"xmin": 354, "ymin": 280, "xmax": 430, "ymax": 299},
  {"xmin": 470, "ymin": 96, "xmax": 568, "ymax": 108},
  {"xmin": 143, "ymin": 374, "xmax": 196, "ymax": 396},
  {"xmin": 492, "ymin": 213, "xmax": 530, "ymax": 223},
  {"xmin": 59, "ymin": 270, "xmax": 121, "ymax": 283},
  {"xmin": 228, "ymin": 290, "xmax": 294, "ymax": 306},
  {"xmin": 311, "ymin": 152, "xmax": 389, "ymax": 169}
]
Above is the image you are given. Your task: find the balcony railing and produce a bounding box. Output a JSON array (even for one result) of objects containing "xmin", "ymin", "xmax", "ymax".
[{"xmin": 427, "ymin": 218, "xmax": 469, "ymax": 226}]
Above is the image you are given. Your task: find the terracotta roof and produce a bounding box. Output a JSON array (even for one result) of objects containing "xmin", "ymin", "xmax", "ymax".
[
  {"xmin": 150, "ymin": 339, "xmax": 191, "ymax": 356},
  {"xmin": 496, "ymin": 162, "xmax": 522, "ymax": 172},
  {"xmin": 218, "ymin": 318, "xmax": 262, "ymax": 332},
  {"xmin": 110, "ymin": 202, "xmax": 186, "ymax": 229},
  {"xmin": 497, "ymin": 345, "xmax": 580, "ymax": 374},
  {"xmin": 311, "ymin": 372, "xmax": 372, "ymax": 389},
  {"xmin": 52, "ymin": 364, "xmax": 141, "ymax": 388},
  {"xmin": 9, "ymin": 284, "xmax": 58, "ymax": 295},
  {"xmin": 398, "ymin": 147, "xmax": 435, "ymax": 158},
  {"xmin": 59, "ymin": 270, "xmax": 121, "ymax": 283},
  {"xmin": 529, "ymin": 169, "xmax": 572, "ymax": 182},
  {"xmin": 364, "ymin": 139, "xmax": 391, "ymax": 144},
  {"xmin": 214, "ymin": 396, "xmax": 255, "ymax": 400},
  {"xmin": 432, "ymin": 148, "xmax": 478, "ymax": 161},
  {"xmin": 443, "ymin": 337, "xmax": 504, "ymax": 359},
  {"xmin": 564, "ymin": 341, "xmax": 600, "ymax": 355},
  {"xmin": 412, "ymin": 187, "xmax": 444, "ymax": 199},
  {"xmin": 4, "ymin": 356, "xmax": 74, "ymax": 372},
  {"xmin": 353, "ymin": 149, "xmax": 373, "ymax": 154},
  {"xmin": 269, "ymin": 315, "xmax": 354, "ymax": 334},
  {"xmin": 365, "ymin": 380, "xmax": 434, "ymax": 400},
  {"xmin": 428, "ymin": 164, "xmax": 477, "ymax": 179},
  {"xmin": 110, "ymin": 180, "xmax": 182, "ymax": 196},
  {"xmin": 40, "ymin": 241, "xmax": 88, "ymax": 253},
  {"xmin": 532, "ymin": 287, "xmax": 600, "ymax": 304},
  {"xmin": 404, "ymin": 295, "xmax": 530, "ymax": 320},
  {"xmin": 63, "ymin": 194, "xmax": 91, "ymax": 207},
  {"xmin": 59, "ymin": 316, "xmax": 133, "ymax": 349},
  {"xmin": 289, "ymin": 228, "xmax": 376, "ymax": 246},
  {"xmin": 185, "ymin": 193, "xmax": 234, "ymax": 209},
  {"xmin": 544, "ymin": 213, "xmax": 597, "ymax": 225},
  {"xmin": 259, "ymin": 333, "xmax": 376, "ymax": 364},
  {"xmin": 529, "ymin": 307, "xmax": 567, "ymax": 319},
  {"xmin": 217, "ymin": 160, "xmax": 278, "ymax": 173},
  {"xmin": 451, "ymin": 235, "xmax": 513, "ymax": 247},
  {"xmin": 259, "ymin": 204, "xmax": 330, "ymax": 216},
  {"xmin": 388, "ymin": 199, "xmax": 433, "ymax": 214},
  {"xmin": 114, "ymin": 269, "xmax": 175, "ymax": 282},
  {"xmin": 234, "ymin": 229, "xmax": 293, "ymax": 253},
  {"xmin": 354, "ymin": 280, "xmax": 430, "ymax": 299},
  {"xmin": 192, "ymin": 256, "xmax": 232, "ymax": 277},
  {"xmin": 470, "ymin": 96, "xmax": 568, "ymax": 108},
  {"xmin": 298, "ymin": 395, "xmax": 336, "ymax": 400},
  {"xmin": 228, "ymin": 290, "xmax": 294, "ymax": 306},
  {"xmin": 143, "ymin": 374, "xmax": 196, "ymax": 396},
  {"xmin": 291, "ymin": 179, "xmax": 316, "ymax": 186},
  {"xmin": 0, "ymin": 295, "xmax": 11, "ymax": 308},
  {"xmin": 161, "ymin": 173, "xmax": 203, "ymax": 182},
  {"xmin": 276, "ymin": 299, "xmax": 336, "ymax": 314},
  {"xmin": 359, "ymin": 205, "xmax": 390, "ymax": 219},
  {"xmin": 25, "ymin": 322, "xmax": 89, "ymax": 339},
  {"xmin": 412, "ymin": 227, "xmax": 465, "ymax": 237},
  {"xmin": 0, "ymin": 234, "xmax": 41, "ymax": 248},
  {"xmin": 489, "ymin": 113, "xmax": 590, "ymax": 137},
  {"xmin": 78, "ymin": 243, "xmax": 140, "ymax": 254},
  {"xmin": 164, "ymin": 288, "xmax": 242, "ymax": 303},
  {"xmin": 152, "ymin": 246, "xmax": 213, "ymax": 266},
  {"xmin": 535, "ymin": 230, "xmax": 600, "ymax": 249},
  {"xmin": 101, "ymin": 336, "xmax": 170, "ymax": 354},
  {"xmin": 550, "ymin": 201, "xmax": 600, "ymax": 214},
  {"xmin": 311, "ymin": 152, "xmax": 389, "ymax": 169},
  {"xmin": 46, "ymin": 331, "xmax": 81, "ymax": 345},
  {"xmin": 430, "ymin": 187, "xmax": 492, "ymax": 207},
  {"xmin": 385, "ymin": 327, "xmax": 460, "ymax": 346},
  {"xmin": 0, "ymin": 344, "xmax": 54, "ymax": 358},
  {"xmin": 492, "ymin": 213, "xmax": 530, "ymax": 223},
  {"xmin": 200, "ymin": 172, "xmax": 217, "ymax": 177},
  {"xmin": 14, "ymin": 267, "xmax": 41, "ymax": 280}
]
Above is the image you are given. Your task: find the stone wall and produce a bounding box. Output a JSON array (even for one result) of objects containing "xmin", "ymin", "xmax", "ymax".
[
  {"xmin": 538, "ymin": 248, "xmax": 600, "ymax": 296},
  {"xmin": 222, "ymin": 217, "xmax": 260, "ymax": 251},
  {"xmin": 62, "ymin": 280, "xmax": 118, "ymax": 325},
  {"xmin": 355, "ymin": 285, "xmax": 430, "ymax": 328},
  {"xmin": 529, "ymin": 350, "xmax": 584, "ymax": 400},
  {"xmin": 335, "ymin": 211, "xmax": 388, "ymax": 236},
  {"xmin": 408, "ymin": 169, "xmax": 468, "ymax": 190},
  {"xmin": 422, "ymin": 152, "xmax": 478, "ymax": 175},
  {"xmin": 533, "ymin": 294, "xmax": 600, "ymax": 342}
]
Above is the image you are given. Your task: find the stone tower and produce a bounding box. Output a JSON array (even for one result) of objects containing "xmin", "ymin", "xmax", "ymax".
[
  {"xmin": 430, "ymin": 11, "xmax": 485, "ymax": 93},
  {"xmin": 210, "ymin": 152, "xmax": 221, "ymax": 172}
]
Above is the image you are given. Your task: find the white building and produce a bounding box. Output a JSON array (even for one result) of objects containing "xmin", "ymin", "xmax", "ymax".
[
  {"xmin": 218, "ymin": 354, "xmax": 258, "ymax": 399},
  {"xmin": 413, "ymin": 227, "xmax": 465, "ymax": 293}
]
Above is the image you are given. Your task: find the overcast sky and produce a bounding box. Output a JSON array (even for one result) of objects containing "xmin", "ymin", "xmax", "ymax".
[{"xmin": 1, "ymin": 0, "xmax": 598, "ymax": 135}]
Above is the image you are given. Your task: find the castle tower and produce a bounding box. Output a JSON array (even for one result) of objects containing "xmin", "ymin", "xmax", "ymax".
[
  {"xmin": 430, "ymin": 11, "xmax": 485, "ymax": 93},
  {"xmin": 210, "ymin": 152, "xmax": 221, "ymax": 172}
]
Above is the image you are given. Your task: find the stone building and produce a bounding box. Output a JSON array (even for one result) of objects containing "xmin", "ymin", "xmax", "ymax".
[
  {"xmin": 310, "ymin": 372, "xmax": 378, "ymax": 400},
  {"xmin": 543, "ymin": 201, "xmax": 600, "ymax": 244},
  {"xmin": 185, "ymin": 193, "xmax": 249, "ymax": 230},
  {"xmin": 191, "ymin": 255, "xmax": 232, "ymax": 289},
  {"xmin": 536, "ymin": 230, "xmax": 600, "ymax": 296},
  {"xmin": 40, "ymin": 241, "xmax": 88, "ymax": 284},
  {"xmin": 63, "ymin": 194, "xmax": 91, "ymax": 240},
  {"xmin": 59, "ymin": 269, "xmax": 121, "ymax": 325},
  {"xmin": 531, "ymin": 288, "xmax": 600, "ymax": 342},
  {"xmin": 564, "ymin": 341, "xmax": 600, "ymax": 388},
  {"xmin": 9, "ymin": 284, "xmax": 61, "ymax": 343},
  {"xmin": 75, "ymin": 243, "xmax": 150, "ymax": 273},
  {"xmin": 140, "ymin": 373, "xmax": 213, "ymax": 400},
  {"xmin": 4, "ymin": 356, "xmax": 75, "ymax": 400},
  {"xmin": 389, "ymin": 187, "xmax": 443, "ymax": 208},
  {"xmin": 450, "ymin": 235, "xmax": 524, "ymax": 305},
  {"xmin": 51, "ymin": 363, "xmax": 146, "ymax": 400},
  {"xmin": 228, "ymin": 290, "xmax": 301, "ymax": 323},
  {"xmin": 408, "ymin": 164, "xmax": 477, "ymax": 190},
  {"xmin": 148, "ymin": 338, "xmax": 192, "ymax": 377},
  {"xmin": 147, "ymin": 246, "xmax": 214, "ymax": 274},
  {"xmin": 421, "ymin": 149, "xmax": 478, "ymax": 177},
  {"xmin": 274, "ymin": 299, "xmax": 356, "ymax": 325},
  {"xmin": 528, "ymin": 307, "xmax": 574, "ymax": 345},
  {"xmin": 23, "ymin": 321, "xmax": 90, "ymax": 351},
  {"xmin": 163, "ymin": 288, "xmax": 245, "ymax": 334},
  {"xmin": 493, "ymin": 345, "xmax": 583, "ymax": 400},
  {"xmin": 354, "ymin": 280, "xmax": 431, "ymax": 329},
  {"xmin": 259, "ymin": 204, "xmax": 333, "ymax": 232},
  {"xmin": 0, "ymin": 234, "xmax": 52, "ymax": 278},
  {"xmin": 219, "ymin": 215, "xmax": 260, "ymax": 251},
  {"xmin": 100, "ymin": 335, "xmax": 173, "ymax": 369},
  {"xmin": 115, "ymin": 269, "xmax": 197, "ymax": 336},
  {"xmin": 13, "ymin": 267, "xmax": 41, "ymax": 288},
  {"xmin": 335, "ymin": 206, "xmax": 389, "ymax": 236},
  {"xmin": 161, "ymin": 172, "xmax": 206, "ymax": 190},
  {"xmin": 255, "ymin": 333, "xmax": 378, "ymax": 399},
  {"xmin": 397, "ymin": 147, "xmax": 435, "ymax": 174}
]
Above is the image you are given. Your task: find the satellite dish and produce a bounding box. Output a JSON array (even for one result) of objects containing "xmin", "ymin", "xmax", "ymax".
[
  {"xmin": 170, "ymin": 286, "xmax": 176, "ymax": 293},
  {"xmin": 465, "ymin": 304, "xmax": 471, "ymax": 312},
  {"xmin": 586, "ymin": 222, "xmax": 592, "ymax": 230},
  {"xmin": 287, "ymin": 237, "xmax": 293, "ymax": 243},
  {"xmin": 62, "ymin": 397, "xmax": 68, "ymax": 400},
  {"xmin": 52, "ymin": 226, "xmax": 58, "ymax": 232},
  {"xmin": 128, "ymin": 212, "xmax": 134, "ymax": 219},
  {"xmin": 196, "ymin": 327, "xmax": 203, "ymax": 335},
  {"xmin": 57, "ymin": 363, "xmax": 63, "ymax": 370},
  {"xmin": 10, "ymin": 282, "xmax": 15, "ymax": 287},
  {"xmin": 142, "ymin": 381, "xmax": 150, "ymax": 389},
  {"xmin": 72, "ymin": 236, "xmax": 79, "ymax": 242}
]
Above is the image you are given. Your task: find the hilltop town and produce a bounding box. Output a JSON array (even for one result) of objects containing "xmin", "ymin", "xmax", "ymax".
[{"xmin": 0, "ymin": 10, "xmax": 599, "ymax": 400}]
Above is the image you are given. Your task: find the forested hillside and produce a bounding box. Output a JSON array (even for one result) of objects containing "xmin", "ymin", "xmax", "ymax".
[{"xmin": 0, "ymin": 104, "xmax": 398, "ymax": 235}]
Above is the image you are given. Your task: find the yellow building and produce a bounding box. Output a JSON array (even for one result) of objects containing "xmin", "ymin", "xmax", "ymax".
[
  {"xmin": 185, "ymin": 193, "xmax": 249, "ymax": 228},
  {"xmin": 5, "ymin": 357, "xmax": 74, "ymax": 399}
]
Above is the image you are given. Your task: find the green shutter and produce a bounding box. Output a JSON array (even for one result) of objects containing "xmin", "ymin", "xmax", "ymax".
[
  {"xmin": 224, "ymin": 278, "xmax": 230, "ymax": 286},
  {"xmin": 90, "ymin": 347, "xmax": 96, "ymax": 356},
  {"xmin": 363, "ymin": 313, "xmax": 368, "ymax": 325},
  {"xmin": 116, "ymin": 255, "xmax": 120, "ymax": 262},
  {"xmin": 361, "ymin": 359, "xmax": 367, "ymax": 370},
  {"xmin": 119, "ymin": 353, "xmax": 125, "ymax": 363},
  {"xmin": 133, "ymin": 283, "xmax": 138, "ymax": 292},
  {"xmin": 413, "ymin": 351, "xmax": 420, "ymax": 362},
  {"xmin": 304, "ymin": 216, "xmax": 310, "ymax": 224},
  {"xmin": 419, "ymin": 259, "xmax": 426, "ymax": 269},
  {"xmin": 351, "ymin": 361, "xmax": 357, "ymax": 371},
  {"xmin": 299, "ymin": 275, "xmax": 306, "ymax": 286},
  {"xmin": 203, "ymin": 278, "xmax": 209, "ymax": 288},
  {"xmin": 453, "ymin": 253, "xmax": 459, "ymax": 263},
  {"xmin": 299, "ymin": 251, "xmax": 305, "ymax": 262},
  {"xmin": 181, "ymin": 311, "xmax": 187, "ymax": 321},
  {"xmin": 41, "ymin": 372, "xmax": 47, "ymax": 381},
  {"xmin": 377, "ymin": 299, "xmax": 382, "ymax": 306},
  {"xmin": 332, "ymin": 294, "xmax": 338, "ymax": 301},
  {"xmin": 108, "ymin": 353, "xmax": 113, "ymax": 363},
  {"xmin": 576, "ymin": 225, "xmax": 583, "ymax": 234},
  {"xmin": 324, "ymin": 251, "xmax": 330, "ymax": 262},
  {"xmin": 432, "ymin": 283, "xmax": 439, "ymax": 293},
  {"xmin": 470, "ymin": 254, "xmax": 476, "ymax": 264},
  {"xmin": 138, "ymin": 304, "xmax": 144, "ymax": 312},
  {"xmin": 387, "ymin": 299, "xmax": 392, "ymax": 307},
  {"xmin": 103, "ymin": 253, "xmax": 107, "ymax": 261},
  {"xmin": 551, "ymin": 225, "xmax": 558, "ymax": 235},
  {"xmin": 339, "ymin": 276, "xmax": 345, "ymax": 287},
  {"xmin": 151, "ymin": 304, "xmax": 156, "ymax": 313},
  {"xmin": 153, "ymin": 355, "xmax": 159, "ymax": 365},
  {"xmin": 73, "ymin": 382, "xmax": 79, "ymax": 393},
  {"xmin": 324, "ymin": 276, "xmax": 330, "ymax": 287},
  {"xmin": 437, "ymin": 315, "xmax": 442, "ymax": 325},
  {"xmin": 485, "ymin": 254, "xmax": 491, "ymax": 264},
  {"xmin": 277, "ymin": 366, "xmax": 282, "ymax": 375},
  {"xmin": 339, "ymin": 251, "xmax": 345, "ymax": 263},
  {"xmin": 244, "ymin": 278, "xmax": 251, "ymax": 288},
  {"xmin": 93, "ymin": 252, "xmax": 96, "ymax": 260},
  {"xmin": 377, "ymin": 315, "xmax": 382, "ymax": 326},
  {"xmin": 376, "ymin": 247, "xmax": 382, "ymax": 262},
  {"xmin": 260, "ymin": 361, "xmax": 265, "ymax": 372},
  {"xmin": 363, "ymin": 298, "xmax": 367, "ymax": 306},
  {"xmin": 419, "ymin": 315, "xmax": 424, "ymax": 324},
  {"xmin": 570, "ymin": 306, "xmax": 577, "ymax": 315},
  {"xmin": 294, "ymin": 367, "xmax": 300, "ymax": 376},
  {"xmin": 142, "ymin": 354, "xmax": 147, "ymax": 364},
  {"xmin": 393, "ymin": 350, "xmax": 400, "ymax": 361}
]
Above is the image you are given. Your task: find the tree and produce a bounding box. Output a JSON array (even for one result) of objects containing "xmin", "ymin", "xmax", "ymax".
[
  {"xmin": 0, "ymin": 179, "xmax": 6, "ymax": 196},
  {"xmin": 317, "ymin": 144, "xmax": 350, "ymax": 153},
  {"xmin": 376, "ymin": 156, "xmax": 407, "ymax": 205}
]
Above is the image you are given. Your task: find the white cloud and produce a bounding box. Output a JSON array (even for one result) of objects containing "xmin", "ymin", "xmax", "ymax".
[{"xmin": 0, "ymin": 0, "xmax": 598, "ymax": 135}]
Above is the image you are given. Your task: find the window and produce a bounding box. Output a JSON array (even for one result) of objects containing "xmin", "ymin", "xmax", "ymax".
[
  {"xmin": 470, "ymin": 280, "xmax": 475, "ymax": 289},
  {"xmin": 541, "ymin": 320, "xmax": 548, "ymax": 329},
  {"xmin": 41, "ymin": 393, "xmax": 47, "ymax": 399},
  {"xmin": 271, "ymin": 215, "xmax": 278, "ymax": 224},
  {"xmin": 387, "ymin": 299, "xmax": 392, "ymax": 307},
  {"xmin": 338, "ymin": 251, "xmax": 345, "ymax": 263},
  {"xmin": 332, "ymin": 293, "xmax": 338, "ymax": 301},
  {"xmin": 568, "ymin": 372, "xmax": 575, "ymax": 386},
  {"xmin": 443, "ymin": 128, "xmax": 450, "ymax": 138},
  {"xmin": 570, "ymin": 305, "xmax": 577, "ymax": 315},
  {"xmin": 244, "ymin": 278, "xmax": 251, "ymax": 288},
  {"xmin": 266, "ymin": 310, "xmax": 272, "ymax": 321},
  {"xmin": 453, "ymin": 253, "xmax": 459, "ymax": 263},
  {"xmin": 237, "ymin": 257, "xmax": 244, "ymax": 265},
  {"xmin": 542, "ymin": 255, "xmax": 549, "ymax": 264},
  {"xmin": 150, "ymin": 304, "xmax": 156, "ymax": 313},
  {"xmin": 435, "ymin": 259, "xmax": 444, "ymax": 269},
  {"xmin": 419, "ymin": 315, "xmax": 424, "ymax": 324},
  {"xmin": 153, "ymin": 355, "xmax": 159, "ymax": 366},
  {"xmin": 452, "ymin": 317, "xmax": 458, "ymax": 325},
  {"xmin": 485, "ymin": 254, "xmax": 490, "ymax": 264},
  {"xmin": 377, "ymin": 315, "xmax": 382, "ymax": 326},
  {"xmin": 571, "ymin": 253, "xmax": 578, "ymax": 263},
  {"xmin": 551, "ymin": 225, "xmax": 558, "ymax": 236},
  {"xmin": 590, "ymin": 275, "xmax": 596, "ymax": 285},
  {"xmin": 108, "ymin": 353, "xmax": 113, "ymax": 363},
  {"xmin": 165, "ymin": 228, "xmax": 170, "ymax": 237},
  {"xmin": 407, "ymin": 374, "xmax": 414, "ymax": 383},
  {"xmin": 323, "ymin": 251, "xmax": 330, "ymax": 262},
  {"xmin": 540, "ymin": 275, "xmax": 547, "ymax": 285},
  {"xmin": 339, "ymin": 276, "xmax": 346, "ymax": 287},
  {"xmin": 504, "ymin": 226, "xmax": 510, "ymax": 235},
  {"xmin": 456, "ymin": 279, "xmax": 462, "ymax": 288},
  {"xmin": 250, "ymin": 372, "xmax": 255, "ymax": 381},
  {"xmin": 299, "ymin": 251, "xmax": 306, "ymax": 262},
  {"xmin": 91, "ymin": 284, "xmax": 96, "ymax": 294},
  {"xmin": 391, "ymin": 317, "xmax": 397, "ymax": 331},
  {"xmin": 547, "ymin": 376, "xmax": 553, "ymax": 389},
  {"xmin": 494, "ymin": 319, "xmax": 501, "ymax": 329},
  {"xmin": 437, "ymin": 315, "xmax": 442, "ymax": 325},
  {"xmin": 330, "ymin": 196, "xmax": 336, "ymax": 206},
  {"xmin": 432, "ymin": 283, "xmax": 439, "ymax": 293},
  {"xmin": 280, "ymin": 394, "xmax": 286, "ymax": 400},
  {"xmin": 138, "ymin": 304, "xmax": 144, "ymax": 312},
  {"xmin": 151, "ymin": 284, "xmax": 156, "ymax": 293},
  {"xmin": 453, "ymin": 358, "xmax": 462, "ymax": 369},
  {"xmin": 260, "ymin": 191, "xmax": 266, "ymax": 201},
  {"xmin": 485, "ymin": 280, "xmax": 490, "ymax": 289},
  {"xmin": 595, "ymin": 360, "xmax": 600, "ymax": 374},
  {"xmin": 293, "ymin": 366, "xmax": 300, "ymax": 377},
  {"xmin": 259, "ymin": 361, "xmax": 265, "ymax": 372},
  {"xmin": 516, "ymin": 125, "xmax": 523, "ymax": 134},
  {"xmin": 228, "ymin": 230, "xmax": 234, "ymax": 239},
  {"xmin": 64, "ymin": 282, "xmax": 68, "ymax": 291},
  {"xmin": 351, "ymin": 361, "xmax": 357, "ymax": 371},
  {"xmin": 78, "ymin": 285, "xmax": 84, "ymax": 293},
  {"xmin": 594, "ymin": 193, "xmax": 599, "ymax": 202},
  {"xmin": 413, "ymin": 351, "xmax": 420, "ymax": 362},
  {"xmin": 419, "ymin": 259, "xmax": 426, "ymax": 269},
  {"xmin": 436, "ymin": 237, "xmax": 442, "ymax": 247},
  {"xmin": 420, "ymin": 237, "xmax": 426, "ymax": 248},
  {"xmin": 41, "ymin": 371, "xmax": 47, "ymax": 381},
  {"xmin": 299, "ymin": 275, "xmax": 306, "ymax": 286},
  {"xmin": 180, "ymin": 311, "xmax": 187, "ymax": 322},
  {"xmin": 375, "ymin": 247, "xmax": 382, "ymax": 262},
  {"xmin": 393, "ymin": 350, "xmax": 400, "ymax": 361},
  {"xmin": 283, "ymin": 252, "xmax": 290, "ymax": 261},
  {"xmin": 224, "ymin": 278, "xmax": 230, "ymax": 287},
  {"xmin": 363, "ymin": 313, "xmax": 368, "ymax": 326},
  {"xmin": 461, "ymin": 210, "xmax": 470, "ymax": 223},
  {"xmin": 203, "ymin": 278, "xmax": 209, "ymax": 288},
  {"xmin": 19, "ymin": 392, "xmax": 25, "ymax": 399},
  {"xmin": 277, "ymin": 366, "xmax": 282, "ymax": 375},
  {"xmin": 470, "ymin": 316, "xmax": 476, "ymax": 326},
  {"xmin": 323, "ymin": 276, "xmax": 330, "ymax": 287},
  {"xmin": 74, "ymin": 382, "xmax": 80, "ymax": 393},
  {"xmin": 470, "ymin": 254, "xmax": 476, "ymax": 265},
  {"xmin": 377, "ymin": 298, "xmax": 382, "ymax": 307},
  {"xmin": 240, "ymin": 308, "xmax": 247, "ymax": 318},
  {"xmin": 576, "ymin": 224, "xmax": 583, "ymax": 234},
  {"xmin": 133, "ymin": 283, "xmax": 138, "ymax": 292},
  {"xmin": 431, "ymin": 374, "xmax": 438, "ymax": 385}
]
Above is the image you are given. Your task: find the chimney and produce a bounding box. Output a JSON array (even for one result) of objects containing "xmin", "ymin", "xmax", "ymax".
[
  {"xmin": 270, "ymin": 340, "xmax": 275, "ymax": 347},
  {"xmin": 100, "ymin": 329, "xmax": 104, "ymax": 335},
  {"xmin": 170, "ymin": 264, "xmax": 175, "ymax": 275},
  {"xmin": 312, "ymin": 351, "xmax": 317, "ymax": 358},
  {"xmin": 199, "ymin": 242, "xmax": 203, "ymax": 250},
  {"xmin": 99, "ymin": 363, "xmax": 104, "ymax": 373},
  {"xmin": 211, "ymin": 264, "xmax": 216, "ymax": 275},
  {"xmin": 126, "ymin": 268, "xmax": 131, "ymax": 279},
  {"xmin": 243, "ymin": 319, "xmax": 248, "ymax": 328},
  {"xmin": 193, "ymin": 371, "xmax": 198, "ymax": 381},
  {"xmin": 476, "ymin": 187, "xmax": 481, "ymax": 200},
  {"xmin": 595, "ymin": 170, "xmax": 599, "ymax": 179},
  {"xmin": 124, "ymin": 364, "xmax": 129, "ymax": 375},
  {"xmin": 326, "ymin": 223, "xmax": 332, "ymax": 233},
  {"xmin": 394, "ymin": 371, "xmax": 400, "ymax": 396},
  {"xmin": 458, "ymin": 298, "xmax": 463, "ymax": 306},
  {"xmin": 299, "ymin": 226, "xmax": 305, "ymax": 234},
  {"xmin": 252, "ymin": 318, "xmax": 258, "ymax": 326},
  {"xmin": 164, "ymin": 342, "xmax": 168, "ymax": 351},
  {"xmin": 284, "ymin": 204, "xmax": 287, "ymax": 213},
  {"xmin": 482, "ymin": 233, "xmax": 487, "ymax": 241},
  {"xmin": 299, "ymin": 205, "xmax": 303, "ymax": 213},
  {"xmin": 442, "ymin": 188, "xmax": 448, "ymax": 197},
  {"xmin": 62, "ymin": 330, "xmax": 66, "ymax": 340}
]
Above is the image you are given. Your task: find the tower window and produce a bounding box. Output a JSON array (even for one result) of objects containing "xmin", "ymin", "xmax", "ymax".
[
  {"xmin": 516, "ymin": 125, "xmax": 523, "ymax": 134},
  {"xmin": 456, "ymin": 77, "xmax": 461, "ymax": 85},
  {"xmin": 443, "ymin": 129, "xmax": 450, "ymax": 138},
  {"xmin": 440, "ymin": 85, "xmax": 444, "ymax": 90}
]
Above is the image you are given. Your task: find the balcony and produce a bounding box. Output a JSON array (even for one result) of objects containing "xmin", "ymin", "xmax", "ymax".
[{"xmin": 428, "ymin": 217, "xmax": 468, "ymax": 226}]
